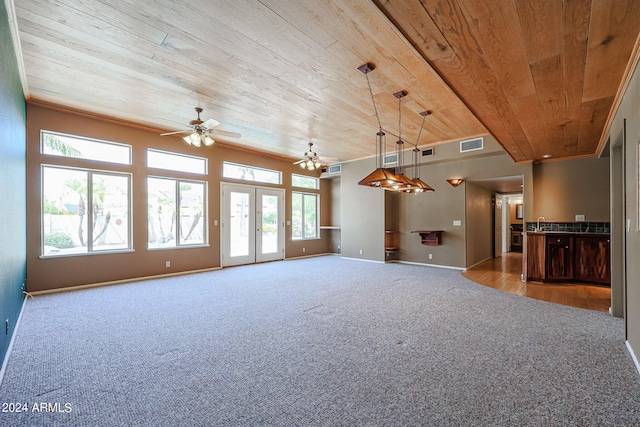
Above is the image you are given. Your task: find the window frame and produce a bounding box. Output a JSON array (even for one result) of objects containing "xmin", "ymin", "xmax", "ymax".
[
  {"xmin": 222, "ymin": 161, "xmax": 282, "ymax": 185},
  {"xmin": 291, "ymin": 191, "xmax": 320, "ymax": 240},
  {"xmin": 147, "ymin": 176, "xmax": 209, "ymax": 250},
  {"xmin": 147, "ymin": 148, "xmax": 208, "ymax": 175},
  {"xmin": 41, "ymin": 164, "xmax": 133, "ymax": 258},
  {"xmin": 291, "ymin": 173, "xmax": 319, "ymax": 189},
  {"xmin": 41, "ymin": 130, "xmax": 132, "ymax": 165}
]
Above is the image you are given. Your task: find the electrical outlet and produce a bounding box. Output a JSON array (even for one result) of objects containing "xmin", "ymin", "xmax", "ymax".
[
  {"xmin": 453, "ymin": 220, "xmax": 462, "ymax": 226},
  {"xmin": 359, "ymin": 249, "xmax": 363, "ymax": 255},
  {"xmin": 302, "ymin": 247, "xmax": 306, "ymax": 253},
  {"xmin": 165, "ymin": 261, "xmax": 170, "ymax": 268},
  {"xmin": 429, "ymin": 254, "xmax": 433, "ymax": 260},
  {"xmin": 575, "ymin": 214, "xmax": 585, "ymax": 221}
]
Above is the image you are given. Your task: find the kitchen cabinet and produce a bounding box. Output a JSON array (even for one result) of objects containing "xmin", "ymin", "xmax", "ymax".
[
  {"xmin": 546, "ymin": 235, "xmax": 573, "ymax": 280},
  {"xmin": 525, "ymin": 232, "xmax": 610, "ymax": 285},
  {"xmin": 574, "ymin": 236, "xmax": 610, "ymax": 284},
  {"xmin": 525, "ymin": 233, "xmax": 546, "ymax": 281}
]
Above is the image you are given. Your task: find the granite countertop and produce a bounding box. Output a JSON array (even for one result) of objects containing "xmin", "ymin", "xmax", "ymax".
[
  {"xmin": 525, "ymin": 221, "xmax": 610, "ymax": 234},
  {"xmin": 526, "ymin": 231, "xmax": 610, "ymax": 237}
]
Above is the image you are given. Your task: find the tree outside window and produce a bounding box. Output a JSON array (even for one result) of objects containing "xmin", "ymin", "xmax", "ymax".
[
  {"xmin": 292, "ymin": 192, "xmax": 318, "ymax": 240},
  {"xmin": 40, "ymin": 132, "xmax": 132, "ymax": 257},
  {"xmin": 42, "ymin": 167, "xmax": 131, "ymax": 256},
  {"xmin": 147, "ymin": 177, "xmax": 206, "ymax": 248}
]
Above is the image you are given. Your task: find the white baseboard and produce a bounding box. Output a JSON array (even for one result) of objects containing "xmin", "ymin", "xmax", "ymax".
[
  {"xmin": 284, "ymin": 252, "xmax": 337, "ymax": 261},
  {"xmin": 626, "ymin": 340, "xmax": 640, "ymax": 377},
  {"xmin": 340, "ymin": 256, "xmax": 385, "ymax": 264},
  {"xmin": 29, "ymin": 266, "xmax": 223, "ymax": 296},
  {"xmin": 0, "ymin": 296, "xmax": 27, "ymax": 388},
  {"xmin": 397, "ymin": 260, "xmax": 465, "ymax": 271}
]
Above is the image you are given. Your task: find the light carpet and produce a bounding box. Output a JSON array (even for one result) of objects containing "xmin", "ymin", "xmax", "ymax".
[{"xmin": 0, "ymin": 256, "xmax": 638, "ymax": 426}]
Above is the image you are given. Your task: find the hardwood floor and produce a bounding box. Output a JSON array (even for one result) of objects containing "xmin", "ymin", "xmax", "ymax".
[{"xmin": 462, "ymin": 252, "xmax": 611, "ymax": 312}]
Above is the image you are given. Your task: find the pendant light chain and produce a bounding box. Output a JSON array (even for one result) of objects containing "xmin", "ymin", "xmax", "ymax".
[
  {"xmin": 365, "ymin": 70, "xmax": 383, "ymax": 132},
  {"xmin": 413, "ymin": 112, "xmax": 428, "ymax": 178}
]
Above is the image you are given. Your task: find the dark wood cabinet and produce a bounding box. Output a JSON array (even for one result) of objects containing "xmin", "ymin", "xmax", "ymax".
[
  {"xmin": 574, "ymin": 236, "xmax": 611, "ymax": 284},
  {"xmin": 546, "ymin": 235, "xmax": 573, "ymax": 280},
  {"xmin": 525, "ymin": 232, "xmax": 610, "ymax": 285},
  {"xmin": 525, "ymin": 233, "xmax": 546, "ymax": 281}
]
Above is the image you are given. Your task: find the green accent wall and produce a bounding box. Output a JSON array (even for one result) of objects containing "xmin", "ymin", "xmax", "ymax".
[{"xmin": 0, "ymin": 1, "xmax": 26, "ymax": 368}]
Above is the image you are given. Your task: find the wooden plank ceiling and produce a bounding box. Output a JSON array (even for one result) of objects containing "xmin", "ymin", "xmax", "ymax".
[{"xmin": 9, "ymin": 0, "xmax": 640, "ymax": 164}]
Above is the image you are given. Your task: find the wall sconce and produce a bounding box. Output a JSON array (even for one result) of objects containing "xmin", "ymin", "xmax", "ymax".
[{"xmin": 447, "ymin": 178, "xmax": 464, "ymax": 187}]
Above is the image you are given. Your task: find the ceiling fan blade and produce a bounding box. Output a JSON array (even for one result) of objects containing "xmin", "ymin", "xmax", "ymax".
[
  {"xmin": 160, "ymin": 130, "xmax": 190, "ymax": 136},
  {"xmin": 209, "ymin": 129, "xmax": 241, "ymax": 139},
  {"xmin": 293, "ymin": 159, "xmax": 305, "ymax": 165},
  {"xmin": 202, "ymin": 118, "xmax": 220, "ymax": 129}
]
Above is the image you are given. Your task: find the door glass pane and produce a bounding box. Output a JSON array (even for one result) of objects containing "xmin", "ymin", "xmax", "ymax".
[
  {"xmin": 229, "ymin": 191, "xmax": 250, "ymax": 257},
  {"xmin": 92, "ymin": 174, "xmax": 130, "ymax": 251},
  {"xmin": 261, "ymin": 194, "xmax": 278, "ymax": 255}
]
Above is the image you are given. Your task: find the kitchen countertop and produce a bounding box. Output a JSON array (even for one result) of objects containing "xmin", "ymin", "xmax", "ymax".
[{"xmin": 525, "ymin": 231, "xmax": 610, "ymax": 237}]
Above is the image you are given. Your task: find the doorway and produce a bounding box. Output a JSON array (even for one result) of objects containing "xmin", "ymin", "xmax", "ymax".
[
  {"xmin": 492, "ymin": 193, "xmax": 524, "ymax": 258},
  {"xmin": 221, "ymin": 183, "xmax": 285, "ymax": 267},
  {"xmin": 610, "ymin": 127, "xmax": 626, "ymax": 320}
]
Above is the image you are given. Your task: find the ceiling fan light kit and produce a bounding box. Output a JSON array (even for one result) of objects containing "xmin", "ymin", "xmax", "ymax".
[
  {"xmin": 161, "ymin": 107, "xmax": 240, "ymax": 148},
  {"xmin": 295, "ymin": 142, "xmax": 323, "ymax": 170}
]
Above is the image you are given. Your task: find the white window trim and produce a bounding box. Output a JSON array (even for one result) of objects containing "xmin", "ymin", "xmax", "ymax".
[
  {"xmin": 41, "ymin": 164, "xmax": 133, "ymax": 258},
  {"xmin": 292, "ymin": 191, "xmax": 320, "ymax": 240}
]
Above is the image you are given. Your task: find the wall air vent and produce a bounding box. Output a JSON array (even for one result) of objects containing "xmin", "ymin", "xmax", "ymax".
[
  {"xmin": 383, "ymin": 153, "xmax": 398, "ymax": 166},
  {"xmin": 460, "ymin": 137, "xmax": 484, "ymax": 153},
  {"xmin": 422, "ymin": 147, "xmax": 435, "ymax": 157},
  {"xmin": 328, "ymin": 164, "xmax": 341, "ymax": 175}
]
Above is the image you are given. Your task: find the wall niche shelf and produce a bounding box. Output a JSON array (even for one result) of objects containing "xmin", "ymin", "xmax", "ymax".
[
  {"xmin": 411, "ymin": 230, "xmax": 443, "ymax": 246},
  {"xmin": 385, "ymin": 230, "xmax": 399, "ymax": 254}
]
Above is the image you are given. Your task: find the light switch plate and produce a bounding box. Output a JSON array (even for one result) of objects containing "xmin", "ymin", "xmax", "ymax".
[{"xmin": 453, "ymin": 220, "xmax": 462, "ymax": 226}]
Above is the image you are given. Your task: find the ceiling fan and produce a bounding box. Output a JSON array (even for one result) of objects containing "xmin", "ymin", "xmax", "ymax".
[
  {"xmin": 293, "ymin": 142, "xmax": 335, "ymax": 170},
  {"xmin": 161, "ymin": 107, "xmax": 241, "ymax": 147}
]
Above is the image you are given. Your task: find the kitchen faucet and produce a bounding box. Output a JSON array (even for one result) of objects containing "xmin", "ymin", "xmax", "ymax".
[{"xmin": 536, "ymin": 216, "xmax": 546, "ymax": 231}]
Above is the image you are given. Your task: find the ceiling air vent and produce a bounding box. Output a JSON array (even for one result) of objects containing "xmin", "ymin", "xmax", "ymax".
[
  {"xmin": 460, "ymin": 137, "xmax": 484, "ymax": 153},
  {"xmin": 383, "ymin": 152, "xmax": 398, "ymax": 166},
  {"xmin": 328, "ymin": 164, "xmax": 341, "ymax": 175},
  {"xmin": 422, "ymin": 147, "xmax": 435, "ymax": 157}
]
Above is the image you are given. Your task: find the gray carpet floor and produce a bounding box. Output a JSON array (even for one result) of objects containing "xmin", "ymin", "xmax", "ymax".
[{"xmin": 0, "ymin": 255, "xmax": 639, "ymax": 426}]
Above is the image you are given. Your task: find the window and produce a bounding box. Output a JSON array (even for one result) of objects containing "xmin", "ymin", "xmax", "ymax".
[
  {"xmin": 223, "ymin": 162, "xmax": 281, "ymax": 184},
  {"xmin": 292, "ymin": 174, "xmax": 319, "ymax": 189},
  {"xmin": 292, "ymin": 192, "xmax": 319, "ymax": 240},
  {"xmin": 42, "ymin": 166, "xmax": 131, "ymax": 256},
  {"xmin": 147, "ymin": 149, "xmax": 207, "ymax": 175},
  {"xmin": 41, "ymin": 131, "xmax": 131, "ymax": 165},
  {"xmin": 147, "ymin": 177, "xmax": 207, "ymax": 248}
]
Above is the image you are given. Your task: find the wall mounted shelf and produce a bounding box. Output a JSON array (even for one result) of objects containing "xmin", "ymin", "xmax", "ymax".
[{"xmin": 411, "ymin": 230, "xmax": 443, "ymax": 246}]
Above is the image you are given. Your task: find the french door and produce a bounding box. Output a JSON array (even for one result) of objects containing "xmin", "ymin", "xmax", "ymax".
[{"xmin": 221, "ymin": 183, "xmax": 285, "ymax": 267}]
